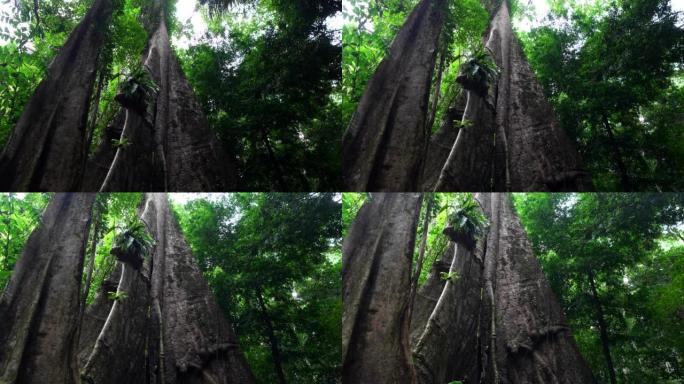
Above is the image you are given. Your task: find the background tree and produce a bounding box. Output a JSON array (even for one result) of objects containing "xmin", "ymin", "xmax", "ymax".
[
  {"xmin": 515, "ymin": 193, "xmax": 684, "ymax": 383},
  {"xmin": 173, "ymin": 193, "xmax": 342, "ymax": 383}
]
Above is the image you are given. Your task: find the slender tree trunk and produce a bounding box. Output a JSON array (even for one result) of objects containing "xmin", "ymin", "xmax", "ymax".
[
  {"xmin": 408, "ymin": 243, "xmax": 455, "ymax": 344},
  {"xmin": 434, "ymin": 1, "xmax": 592, "ymax": 191},
  {"xmin": 408, "ymin": 194, "xmax": 434, "ymax": 322},
  {"xmin": 256, "ymin": 288, "xmax": 287, "ymax": 384},
  {"xmin": 3, "ymin": 193, "xmax": 13, "ymax": 270},
  {"xmin": 602, "ymin": 114, "xmax": 631, "ymax": 191},
  {"xmin": 0, "ymin": 0, "xmax": 114, "ymax": 191},
  {"xmin": 343, "ymin": 193, "xmax": 422, "ymax": 383},
  {"xmin": 80, "ymin": 199, "xmax": 105, "ymax": 324},
  {"xmin": 434, "ymin": 90, "xmax": 498, "ymax": 192},
  {"xmin": 588, "ymin": 268, "xmax": 618, "ymax": 384},
  {"xmin": 342, "ymin": 0, "xmax": 447, "ymax": 191},
  {"xmin": 81, "ymin": 260, "xmax": 151, "ymax": 383},
  {"xmin": 426, "ymin": 50, "xmax": 447, "ymax": 133},
  {"xmin": 412, "ymin": 238, "xmax": 484, "ymax": 384},
  {"xmin": 0, "ymin": 193, "xmax": 96, "ymax": 383}
]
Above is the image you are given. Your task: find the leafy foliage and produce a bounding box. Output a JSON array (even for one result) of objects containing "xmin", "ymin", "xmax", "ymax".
[
  {"xmin": 177, "ymin": 1, "xmax": 342, "ymax": 191},
  {"xmin": 446, "ymin": 193, "xmax": 487, "ymax": 242},
  {"xmin": 112, "ymin": 216, "xmax": 153, "ymax": 258},
  {"xmin": 519, "ymin": 0, "xmax": 684, "ymax": 190},
  {"xmin": 456, "ymin": 48, "xmax": 499, "ymax": 96},
  {"xmin": 514, "ymin": 193, "xmax": 684, "ymax": 383},
  {"xmin": 173, "ymin": 193, "xmax": 341, "ymax": 383}
]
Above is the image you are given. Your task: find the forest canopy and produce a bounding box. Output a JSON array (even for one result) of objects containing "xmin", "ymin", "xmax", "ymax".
[
  {"xmin": 342, "ymin": 0, "xmax": 684, "ymax": 191},
  {"xmin": 0, "ymin": 193, "xmax": 342, "ymax": 383},
  {"xmin": 343, "ymin": 192, "xmax": 684, "ymax": 383},
  {"xmin": 0, "ymin": 0, "xmax": 342, "ymax": 191}
]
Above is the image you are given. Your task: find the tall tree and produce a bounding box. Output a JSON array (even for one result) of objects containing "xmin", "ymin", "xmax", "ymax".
[
  {"xmin": 142, "ymin": 193, "xmax": 255, "ymax": 383},
  {"xmin": 342, "ymin": 0, "xmax": 446, "ymax": 191},
  {"xmin": 88, "ymin": 0, "xmax": 236, "ymax": 191},
  {"xmin": 343, "ymin": 193, "xmax": 596, "ymax": 383},
  {"xmin": 0, "ymin": 0, "xmax": 114, "ymax": 191},
  {"xmin": 0, "ymin": 193, "xmax": 96, "ymax": 383},
  {"xmin": 435, "ymin": 0, "xmax": 592, "ymax": 191},
  {"xmin": 342, "ymin": 193, "xmax": 422, "ymax": 383}
]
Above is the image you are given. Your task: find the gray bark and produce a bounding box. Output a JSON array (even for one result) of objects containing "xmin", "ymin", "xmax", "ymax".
[
  {"xmin": 342, "ymin": 193, "xmax": 422, "ymax": 383},
  {"xmin": 94, "ymin": 17, "xmax": 236, "ymax": 191},
  {"xmin": 142, "ymin": 193, "xmax": 255, "ymax": 384},
  {"xmin": 342, "ymin": 0, "xmax": 446, "ymax": 191},
  {"xmin": 475, "ymin": 193, "xmax": 596, "ymax": 383},
  {"xmin": 412, "ymin": 238, "xmax": 484, "ymax": 384},
  {"xmin": 0, "ymin": 194, "xmax": 96, "ymax": 383},
  {"xmin": 434, "ymin": 1, "xmax": 592, "ymax": 191},
  {"xmin": 78, "ymin": 264, "xmax": 121, "ymax": 366},
  {"xmin": 420, "ymin": 91, "xmax": 467, "ymax": 190},
  {"xmin": 81, "ymin": 261, "xmax": 151, "ymax": 383},
  {"xmin": 408, "ymin": 243, "xmax": 455, "ymax": 345},
  {"xmin": 0, "ymin": 0, "xmax": 113, "ymax": 191}
]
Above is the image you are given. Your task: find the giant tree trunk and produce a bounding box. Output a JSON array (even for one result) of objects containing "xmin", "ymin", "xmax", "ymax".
[
  {"xmin": 342, "ymin": 0, "xmax": 446, "ymax": 191},
  {"xmin": 473, "ymin": 193, "xmax": 595, "ymax": 383},
  {"xmin": 435, "ymin": 1, "xmax": 592, "ymax": 191},
  {"xmin": 342, "ymin": 193, "xmax": 422, "ymax": 383},
  {"xmin": 92, "ymin": 14, "xmax": 236, "ymax": 192},
  {"xmin": 412, "ymin": 237, "xmax": 484, "ymax": 384},
  {"xmin": 142, "ymin": 193, "xmax": 255, "ymax": 383},
  {"xmin": 0, "ymin": 193, "xmax": 95, "ymax": 383},
  {"xmin": 0, "ymin": 0, "xmax": 114, "ymax": 191}
]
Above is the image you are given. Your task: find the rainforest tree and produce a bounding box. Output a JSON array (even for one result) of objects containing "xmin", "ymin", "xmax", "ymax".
[
  {"xmin": 342, "ymin": 0, "xmax": 683, "ymax": 191},
  {"xmin": 343, "ymin": 192, "xmax": 684, "ymax": 383},
  {"xmin": 0, "ymin": 0, "xmax": 342, "ymax": 191}
]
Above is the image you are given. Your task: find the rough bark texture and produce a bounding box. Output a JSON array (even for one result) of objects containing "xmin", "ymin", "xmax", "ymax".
[
  {"xmin": 0, "ymin": 0, "xmax": 113, "ymax": 191},
  {"xmin": 408, "ymin": 243, "xmax": 455, "ymax": 344},
  {"xmin": 412, "ymin": 239, "xmax": 484, "ymax": 384},
  {"xmin": 342, "ymin": 0, "xmax": 445, "ymax": 191},
  {"xmin": 434, "ymin": 1, "xmax": 592, "ymax": 191},
  {"xmin": 142, "ymin": 193, "xmax": 255, "ymax": 384},
  {"xmin": 342, "ymin": 194, "xmax": 422, "ymax": 383},
  {"xmin": 93, "ymin": 18, "xmax": 236, "ymax": 191},
  {"xmin": 81, "ymin": 263, "xmax": 150, "ymax": 383},
  {"xmin": 475, "ymin": 193, "xmax": 595, "ymax": 383},
  {"xmin": 434, "ymin": 91, "xmax": 498, "ymax": 192},
  {"xmin": 0, "ymin": 194, "xmax": 95, "ymax": 383},
  {"xmin": 419, "ymin": 92, "xmax": 467, "ymax": 190},
  {"xmin": 77, "ymin": 264, "xmax": 121, "ymax": 365}
]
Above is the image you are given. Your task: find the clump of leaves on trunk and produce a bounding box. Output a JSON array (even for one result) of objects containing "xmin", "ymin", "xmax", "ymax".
[
  {"xmin": 456, "ymin": 47, "xmax": 499, "ymax": 96},
  {"xmin": 110, "ymin": 217, "xmax": 153, "ymax": 269},
  {"xmin": 114, "ymin": 65, "xmax": 159, "ymax": 116},
  {"xmin": 443, "ymin": 195, "xmax": 487, "ymax": 250}
]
